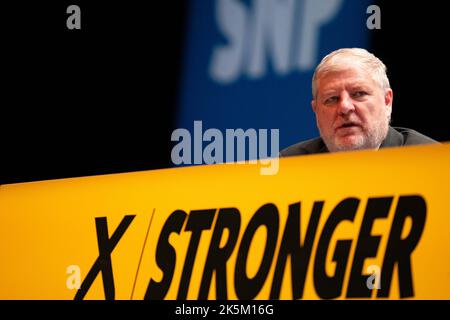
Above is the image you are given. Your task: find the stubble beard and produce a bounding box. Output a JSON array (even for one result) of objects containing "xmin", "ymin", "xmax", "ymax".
[{"xmin": 321, "ymin": 117, "xmax": 389, "ymax": 153}]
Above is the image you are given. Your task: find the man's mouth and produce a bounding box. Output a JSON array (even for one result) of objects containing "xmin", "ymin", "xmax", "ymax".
[
  {"xmin": 340, "ymin": 123, "xmax": 358, "ymax": 128},
  {"xmin": 335, "ymin": 122, "xmax": 361, "ymax": 133}
]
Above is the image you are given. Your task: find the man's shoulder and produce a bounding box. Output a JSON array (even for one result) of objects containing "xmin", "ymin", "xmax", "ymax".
[
  {"xmin": 383, "ymin": 126, "xmax": 439, "ymax": 147},
  {"xmin": 279, "ymin": 137, "xmax": 328, "ymax": 157},
  {"xmin": 280, "ymin": 126, "xmax": 439, "ymax": 157}
]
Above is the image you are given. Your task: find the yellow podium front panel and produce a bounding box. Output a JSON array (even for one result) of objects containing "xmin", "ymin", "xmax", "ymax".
[{"xmin": 1, "ymin": 143, "xmax": 449, "ymax": 299}]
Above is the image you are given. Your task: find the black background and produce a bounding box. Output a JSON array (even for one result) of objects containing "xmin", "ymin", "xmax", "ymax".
[
  {"xmin": 3, "ymin": 1, "xmax": 186, "ymax": 184},
  {"xmin": 2, "ymin": 1, "xmax": 448, "ymax": 184},
  {"xmin": 371, "ymin": 1, "xmax": 448, "ymax": 142}
]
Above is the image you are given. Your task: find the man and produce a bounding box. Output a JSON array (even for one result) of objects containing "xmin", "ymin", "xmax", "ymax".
[{"xmin": 280, "ymin": 48, "xmax": 437, "ymax": 156}]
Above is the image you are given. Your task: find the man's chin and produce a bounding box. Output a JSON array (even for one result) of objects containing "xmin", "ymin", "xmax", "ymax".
[{"xmin": 333, "ymin": 136, "xmax": 365, "ymax": 152}]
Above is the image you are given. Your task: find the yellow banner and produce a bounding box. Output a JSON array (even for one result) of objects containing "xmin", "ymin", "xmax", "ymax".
[{"xmin": 1, "ymin": 143, "xmax": 449, "ymax": 300}]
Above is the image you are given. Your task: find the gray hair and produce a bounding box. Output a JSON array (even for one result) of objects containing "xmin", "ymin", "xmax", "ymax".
[{"xmin": 312, "ymin": 48, "xmax": 390, "ymax": 99}]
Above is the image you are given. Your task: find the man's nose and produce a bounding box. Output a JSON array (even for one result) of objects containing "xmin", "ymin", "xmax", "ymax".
[{"xmin": 337, "ymin": 93, "xmax": 355, "ymax": 115}]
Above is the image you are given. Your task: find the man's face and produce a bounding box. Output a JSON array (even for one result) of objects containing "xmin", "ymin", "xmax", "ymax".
[{"xmin": 312, "ymin": 66, "xmax": 393, "ymax": 152}]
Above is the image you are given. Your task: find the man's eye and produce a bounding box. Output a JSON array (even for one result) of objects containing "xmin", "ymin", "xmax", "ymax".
[
  {"xmin": 324, "ymin": 96, "xmax": 338, "ymax": 104},
  {"xmin": 352, "ymin": 91, "xmax": 367, "ymax": 98}
]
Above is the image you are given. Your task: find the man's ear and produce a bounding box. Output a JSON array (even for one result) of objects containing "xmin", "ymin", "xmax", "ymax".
[
  {"xmin": 385, "ymin": 88, "xmax": 393, "ymax": 113},
  {"xmin": 311, "ymin": 100, "xmax": 317, "ymax": 113}
]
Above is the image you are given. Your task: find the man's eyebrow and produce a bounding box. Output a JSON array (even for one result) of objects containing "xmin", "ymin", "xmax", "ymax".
[
  {"xmin": 348, "ymin": 83, "xmax": 371, "ymax": 90},
  {"xmin": 321, "ymin": 89, "xmax": 338, "ymax": 96},
  {"xmin": 319, "ymin": 82, "xmax": 372, "ymax": 96}
]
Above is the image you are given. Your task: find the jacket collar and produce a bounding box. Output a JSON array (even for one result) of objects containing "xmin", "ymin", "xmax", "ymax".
[{"xmin": 380, "ymin": 126, "xmax": 403, "ymax": 148}]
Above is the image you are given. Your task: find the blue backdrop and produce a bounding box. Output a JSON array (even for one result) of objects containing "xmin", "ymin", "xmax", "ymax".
[{"xmin": 177, "ymin": 0, "xmax": 372, "ymax": 161}]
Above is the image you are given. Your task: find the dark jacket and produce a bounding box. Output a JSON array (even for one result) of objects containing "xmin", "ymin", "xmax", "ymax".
[{"xmin": 280, "ymin": 126, "xmax": 438, "ymax": 157}]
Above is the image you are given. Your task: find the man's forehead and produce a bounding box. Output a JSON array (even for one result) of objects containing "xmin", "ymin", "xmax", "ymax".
[{"xmin": 318, "ymin": 68, "xmax": 376, "ymax": 91}]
